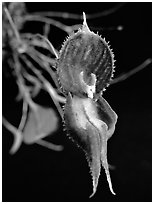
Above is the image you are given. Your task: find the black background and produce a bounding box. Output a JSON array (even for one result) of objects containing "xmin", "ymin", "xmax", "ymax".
[{"xmin": 3, "ymin": 2, "xmax": 152, "ymax": 202}]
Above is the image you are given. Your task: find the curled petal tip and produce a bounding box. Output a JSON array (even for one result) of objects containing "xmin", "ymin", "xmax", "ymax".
[
  {"xmin": 105, "ymin": 168, "xmax": 116, "ymax": 195},
  {"xmin": 89, "ymin": 178, "xmax": 97, "ymax": 198}
]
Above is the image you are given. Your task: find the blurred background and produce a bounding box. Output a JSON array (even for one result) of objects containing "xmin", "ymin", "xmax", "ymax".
[{"xmin": 2, "ymin": 2, "xmax": 152, "ymax": 202}]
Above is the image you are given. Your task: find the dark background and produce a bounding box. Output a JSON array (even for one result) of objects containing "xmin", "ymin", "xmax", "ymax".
[{"xmin": 2, "ymin": 2, "xmax": 152, "ymax": 202}]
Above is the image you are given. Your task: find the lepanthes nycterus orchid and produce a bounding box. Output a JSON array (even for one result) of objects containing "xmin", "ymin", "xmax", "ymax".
[
  {"xmin": 3, "ymin": 3, "xmax": 151, "ymax": 199},
  {"xmin": 57, "ymin": 13, "xmax": 117, "ymax": 197}
]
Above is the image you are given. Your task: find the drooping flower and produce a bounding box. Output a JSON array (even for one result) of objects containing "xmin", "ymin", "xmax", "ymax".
[{"xmin": 57, "ymin": 12, "xmax": 118, "ymax": 197}]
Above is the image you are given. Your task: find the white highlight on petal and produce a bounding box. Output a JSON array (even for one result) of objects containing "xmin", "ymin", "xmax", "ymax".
[
  {"xmin": 79, "ymin": 71, "xmax": 96, "ymax": 99},
  {"xmin": 82, "ymin": 12, "xmax": 91, "ymax": 33}
]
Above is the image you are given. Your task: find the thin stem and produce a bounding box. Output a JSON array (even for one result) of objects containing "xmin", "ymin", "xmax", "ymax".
[
  {"xmin": 24, "ymin": 48, "xmax": 59, "ymax": 88},
  {"xmin": 13, "ymin": 53, "xmax": 37, "ymax": 111},
  {"xmin": 20, "ymin": 54, "xmax": 65, "ymax": 119},
  {"xmin": 22, "ymin": 72, "xmax": 42, "ymax": 98},
  {"xmin": 31, "ymin": 3, "xmax": 125, "ymax": 20},
  {"xmin": 43, "ymin": 23, "xmax": 50, "ymax": 38},
  {"xmin": 90, "ymin": 25, "xmax": 123, "ymax": 32},
  {"xmin": 23, "ymin": 14, "xmax": 73, "ymax": 34},
  {"xmin": 2, "ymin": 116, "xmax": 23, "ymax": 154},
  {"xmin": 18, "ymin": 100, "xmax": 28, "ymax": 131},
  {"xmin": 111, "ymin": 58, "xmax": 152, "ymax": 85},
  {"xmin": 2, "ymin": 116, "xmax": 18, "ymax": 136},
  {"xmin": 4, "ymin": 7, "xmax": 21, "ymax": 43},
  {"xmin": 35, "ymin": 139, "xmax": 63, "ymax": 151},
  {"xmin": 44, "ymin": 81, "xmax": 66, "ymax": 103},
  {"xmin": 21, "ymin": 33, "xmax": 58, "ymax": 62},
  {"xmin": 33, "ymin": 34, "xmax": 58, "ymax": 58}
]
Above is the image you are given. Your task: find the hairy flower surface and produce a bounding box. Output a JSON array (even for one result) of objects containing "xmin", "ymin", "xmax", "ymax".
[{"xmin": 57, "ymin": 14, "xmax": 118, "ymax": 197}]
